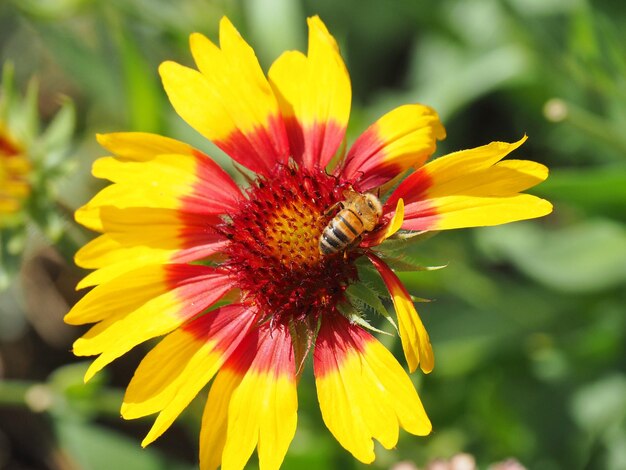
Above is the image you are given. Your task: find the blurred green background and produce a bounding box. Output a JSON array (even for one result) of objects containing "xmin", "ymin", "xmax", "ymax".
[{"xmin": 1, "ymin": 0, "xmax": 625, "ymax": 469}]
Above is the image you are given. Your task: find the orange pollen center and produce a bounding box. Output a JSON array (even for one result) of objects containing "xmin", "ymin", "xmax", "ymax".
[{"xmin": 264, "ymin": 200, "xmax": 326, "ymax": 268}]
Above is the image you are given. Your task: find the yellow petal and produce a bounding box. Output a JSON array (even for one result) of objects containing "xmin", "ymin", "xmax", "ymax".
[
  {"xmin": 200, "ymin": 368, "xmax": 242, "ymax": 470},
  {"xmin": 366, "ymin": 253, "xmax": 434, "ymax": 373},
  {"xmin": 314, "ymin": 314, "xmax": 430, "ymax": 463},
  {"xmin": 199, "ymin": 324, "xmax": 297, "ymax": 470},
  {"xmin": 160, "ymin": 17, "xmax": 289, "ymax": 175},
  {"xmin": 268, "ymin": 16, "xmax": 351, "ymax": 169},
  {"xmin": 342, "ymin": 104, "xmax": 445, "ymax": 190},
  {"xmin": 361, "ymin": 198, "xmax": 405, "ymax": 248},
  {"xmin": 77, "ymin": 150, "xmax": 240, "ymax": 232},
  {"xmin": 222, "ymin": 324, "xmax": 297, "ymax": 470},
  {"xmin": 96, "ymin": 132, "xmax": 194, "ymax": 161},
  {"xmin": 74, "ymin": 208, "xmax": 225, "ymax": 288},
  {"xmin": 93, "ymin": 151, "xmax": 240, "ymax": 207},
  {"xmin": 123, "ymin": 304, "xmax": 256, "ymax": 446},
  {"xmin": 378, "ymin": 198, "xmax": 405, "ymax": 244},
  {"xmin": 388, "ymin": 136, "xmax": 553, "ymax": 232},
  {"xmin": 223, "ymin": 372, "xmax": 297, "ymax": 470},
  {"xmin": 65, "ymin": 265, "xmax": 168, "ymax": 326},
  {"xmin": 425, "ymin": 136, "xmax": 527, "ymax": 178},
  {"xmin": 69, "ymin": 265, "xmax": 233, "ymax": 382},
  {"xmin": 430, "ymin": 194, "xmax": 553, "ymax": 230},
  {"xmin": 75, "ymin": 184, "xmax": 183, "ymax": 232}
]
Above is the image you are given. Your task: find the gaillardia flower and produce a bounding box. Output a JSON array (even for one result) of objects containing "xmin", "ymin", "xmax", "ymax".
[
  {"xmin": 66, "ymin": 16, "xmax": 552, "ymax": 469},
  {"xmin": 0, "ymin": 125, "xmax": 30, "ymax": 221},
  {"xmin": 0, "ymin": 63, "xmax": 74, "ymax": 289}
]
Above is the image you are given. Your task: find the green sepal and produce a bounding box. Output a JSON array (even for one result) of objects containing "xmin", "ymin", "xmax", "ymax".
[
  {"xmin": 354, "ymin": 258, "xmax": 391, "ymax": 300},
  {"xmin": 379, "ymin": 230, "xmax": 439, "ymax": 253},
  {"xmin": 20, "ymin": 78, "xmax": 41, "ymax": 142},
  {"xmin": 345, "ymin": 281, "xmax": 399, "ymax": 334},
  {"xmin": 288, "ymin": 315, "xmax": 321, "ymax": 376},
  {"xmin": 0, "ymin": 62, "xmax": 15, "ymax": 119},
  {"xmin": 373, "ymin": 252, "xmax": 447, "ymax": 272},
  {"xmin": 337, "ymin": 301, "xmax": 392, "ymax": 336},
  {"xmin": 38, "ymin": 97, "xmax": 75, "ymax": 163}
]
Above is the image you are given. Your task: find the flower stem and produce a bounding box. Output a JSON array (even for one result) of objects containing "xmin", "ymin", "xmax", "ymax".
[
  {"xmin": 544, "ymin": 98, "xmax": 626, "ymax": 157},
  {"xmin": 0, "ymin": 379, "xmax": 33, "ymax": 407}
]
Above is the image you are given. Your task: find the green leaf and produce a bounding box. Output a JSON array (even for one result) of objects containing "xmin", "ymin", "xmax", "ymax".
[
  {"xmin": 244, "ymin": 0, "xmax": 305, "ymax": 67},
  {"xmin": 0, "ymin": 227, "xmax": 26, "ymax": 291},
  {"xmin": 34, "ymin": 22, "xmax": 121, "ymax": 113},
  {"xmin": 570, "ymin": 374, "xmax": 626, "ymax": 433},
  {"xmin": 48, "ymin": 361, "xmax": 106, "ymax": 399},
  {"xmin": 475, "ymin": 220, "xmax": 626, "ymax": 293},
  {"xmin": 13, "ymin": 0, "xmax": 89, "ymax": 20},
  {"xmin": 408, "ymin": 40, "xmax": 531, "ymax": 121},
  {"xmin": 533, "ymin": 166, "xmax": 626, "ymax": 218},
  {"xmin": 54, "ymin": 419, "xmax": 191, "ymax": 470},
  {"xmin": 112, "ymin": 15, "xmax": 163, "ymax": 132}
]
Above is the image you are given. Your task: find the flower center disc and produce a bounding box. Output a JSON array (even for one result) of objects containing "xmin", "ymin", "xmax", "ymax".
[{"xmin": 222, "ymin": 165, "xmax": 358, "ymax": 323}]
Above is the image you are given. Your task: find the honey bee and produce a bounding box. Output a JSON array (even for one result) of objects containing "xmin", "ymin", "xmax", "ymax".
[{"xmin": 319, "ymin": 189, "xmax": 383, "ymax": 256}]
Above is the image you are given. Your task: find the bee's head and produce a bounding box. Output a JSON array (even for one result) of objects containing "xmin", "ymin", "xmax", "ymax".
[{"xmin": 364, "ymin": 192, "xmax": 383, "ymax": 219}]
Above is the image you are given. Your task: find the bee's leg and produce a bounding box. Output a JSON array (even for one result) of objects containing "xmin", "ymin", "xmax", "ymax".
[
  {"xmin": 344, "ymin": 235, "xmax": 362, "ymax": 258},
  {"xmin": 322, "ymin": 201, "xmax": 343, "ymax": 217}
]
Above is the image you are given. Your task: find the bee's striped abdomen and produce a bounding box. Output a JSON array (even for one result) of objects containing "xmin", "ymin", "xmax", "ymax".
[{"xmin": 319, "ymin": 208, "xmax": 364, "ymax": 255}]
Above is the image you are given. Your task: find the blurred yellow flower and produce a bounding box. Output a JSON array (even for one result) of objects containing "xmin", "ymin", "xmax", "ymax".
[
  {"xmin": 0, "ymin": 125, "xmax": 30, "ymax": 223},
  {"xmin": 0, "ymin": 63, "xmax": 75, "ymax": 288}
]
